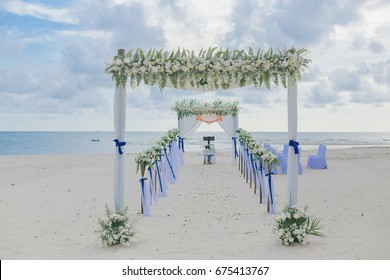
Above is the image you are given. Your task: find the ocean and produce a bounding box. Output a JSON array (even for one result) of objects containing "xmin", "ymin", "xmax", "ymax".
[{"xmin": 0, "ymin": 131, "xmax": 390, "ymax": 156}]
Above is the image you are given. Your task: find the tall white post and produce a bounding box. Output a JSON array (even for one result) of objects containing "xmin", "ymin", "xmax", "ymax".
[
  {"xmin": 113, "ymin": 48, "xmax": 127, "ymax": 213},
  {"xmin": 287, "ymin": 75, "xmax": 298, "ymax": 206}
]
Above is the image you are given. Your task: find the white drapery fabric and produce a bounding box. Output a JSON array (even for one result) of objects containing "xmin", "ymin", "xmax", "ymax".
[
  {"xmin": 178, "ymin": 116, "xmax": 202, "ymax": 138},
  {"xmin": 178, "ymin": 114, "xmax": 239, "ymax": 164},
  {"xmin": 113, "ymin": 85, "xmax": 126, "ymax": 214},
  {"xmin": 287, "ymin": 76, "xmax": 298, "ymax": 207},
  {"xmin": 218, "ymin": 115, "xmax": 239, "ymax": 164}
]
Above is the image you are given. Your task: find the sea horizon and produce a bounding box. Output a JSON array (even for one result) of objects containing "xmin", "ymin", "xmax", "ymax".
[{"xmin": 1, "ymin": 131, "xmax": 390, "ymax": 156}]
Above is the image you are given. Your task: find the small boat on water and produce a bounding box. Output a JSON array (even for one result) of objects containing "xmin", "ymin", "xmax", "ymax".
[{"xmin": 91, "ymin": 138, "xmax": 100, "ymax": 142}]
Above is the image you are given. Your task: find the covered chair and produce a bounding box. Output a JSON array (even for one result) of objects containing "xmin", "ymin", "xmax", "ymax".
[
  {"xmin": 307, "ymin": 144, "xmax": 327, "ymax": 169},
  {"xmin": 277, "ymin": 144, "xmax": 289, "ymax": 163},
  {"xmin": 281, "ymin": 147, "xmax": 303, "ymax": 175}
]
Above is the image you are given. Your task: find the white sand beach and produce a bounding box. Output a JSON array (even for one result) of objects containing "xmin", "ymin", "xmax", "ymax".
[{"xmin": 1, "ymin": 147, "xmax": 390, "ymax": 260}]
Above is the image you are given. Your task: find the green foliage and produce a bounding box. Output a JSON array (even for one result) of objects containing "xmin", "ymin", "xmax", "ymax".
[
  {"xmin": 273, "ymin": 206, "xmax": 324, "ymax": 246},
  {"xmin": 98, "ymin": 204, "xmax": 136, "ymax": 247},
  {"xmin": 171, "ymin": 99, "xmax": 240, "ymax": 119},
  {"xmin": 105, "ymin": 47, "xmax": 311, "ymax": 90}
]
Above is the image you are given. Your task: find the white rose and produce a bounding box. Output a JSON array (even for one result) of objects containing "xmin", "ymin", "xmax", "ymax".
[
  {"xmin": 281, "ymin": 60, "xmax": 288, "ymax": 68},
  {"xmin": 293, "ymin": 213, "xmax": 300, "ymax": 219},
  {"xmin": 115, "ymin": 59, "xmax": 122, "ymax": 66}
]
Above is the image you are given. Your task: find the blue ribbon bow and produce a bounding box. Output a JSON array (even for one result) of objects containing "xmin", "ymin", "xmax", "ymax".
[
  {"xmin": 265, "ymin": 172, "xmax": 275, "ymax": 204},
  {"xmin": 139, "ymin": 177, "xmax": 148, "ymax": 196},
  {"xmin": 232, "ymin": 137, "xmax": 239, "ymax": 158},
  {"xmin": 178, "ymin": 136, "xmax": 185, "ymax": 152},
  {"xmin": 113, "ymin": 139, "xmax": 126, "ymax": 155},
  {"xmin": 289, "ymin": 140, "xmax": 300, "ymax": 154}
]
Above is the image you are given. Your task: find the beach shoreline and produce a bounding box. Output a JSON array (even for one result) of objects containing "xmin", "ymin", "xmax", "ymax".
[{"xmin": 1, "ymin": 147, "xmax": 390, "ymax": 259}]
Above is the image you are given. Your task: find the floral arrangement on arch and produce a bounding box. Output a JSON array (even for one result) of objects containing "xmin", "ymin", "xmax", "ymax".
[
  {"xmin": 135, "ymin": 128, "xmax": 179, "ymax": 174},
  {"xmin": 273, "ymin": 206, "xmax": 324, "ymax": 246},
  {"xmin": 172, "ymin": 99, "xmax": 240, "ymax": 119},
  {"xmin": 105, "ymin": 47, "xmax": 310, "ymax": 90},
  {"xmin": 236, "ymin": 128, "xmax": 279, "ymax": 167},
  {"xmin": 98, "ymin": 204, "xmax": 136, "ymax": 247}
]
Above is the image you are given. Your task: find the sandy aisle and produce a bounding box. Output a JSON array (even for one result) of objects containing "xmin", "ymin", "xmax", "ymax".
[{"xmin": 1, "ymin": 147, "xmax": 389, "ymax": 259}]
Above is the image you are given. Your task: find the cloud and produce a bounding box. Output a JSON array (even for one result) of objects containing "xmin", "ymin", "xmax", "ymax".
[
  {"xmin": 330, "ymin": 69, "xmax": 362, "ymax": 92},
  {"xmin": 304, "ymin": 79, "xmax": 343, "ymax": 108},
  {"xmin": 1, "ymin": 0, "xmax": 390, "ymax": 131},
  {"xmin": 224, "ymin": 0, "xmax": 365, "ymax": 48},
  {"xmin": 1, "ymin": 0, "xmax": 78, "ymax": 24},
  {"xmin": 369, "ymin": 40, "xmax": 385, "ymax": 53}
]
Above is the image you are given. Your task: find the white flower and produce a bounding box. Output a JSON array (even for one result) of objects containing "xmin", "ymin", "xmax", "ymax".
[
  {"xmin": 124, "ymin": 57, "xmax": 131, "ymax": 64},
  {"xmin": 139, "ymin": 66, "xmax": 146, "ymax": 73},
  {"xmin": 180, "ymin": 65, "xmax": 189, "ymax": 72},
  {"xmin": 281, "ymin": 60, "xmax": 288, "ymax": 68},
  {"xmin": 197, "ymin": 64, "xmax": 206, "ymax": 71},
  {"xmin": 172, "ymin": 64, "xmax": 180, "ymax": 72},
  {"xmin": 293, "ymin": 213, "xmax": 300, "ymax": 219},
  {"xmin": 115, "ymin": 59, "xmax": 122, "ymax": 66},
  {"xmin": 263, "ymin": 61, "xmax": 271, "ymax": 70}
]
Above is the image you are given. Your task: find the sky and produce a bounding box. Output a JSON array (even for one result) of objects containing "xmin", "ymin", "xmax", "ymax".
[{"xmin": 0, "ymin": 0, "xmax": 389, "ymax": 132}]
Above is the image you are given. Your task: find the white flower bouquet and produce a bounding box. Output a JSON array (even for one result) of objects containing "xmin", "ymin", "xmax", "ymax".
[
  {"xmin": 98, "ymin": 204, "xmax": 136, "ymax": 247},
  {"xmin": 273, "ymin": 206, "xmax": 323, "ymax": 246}
]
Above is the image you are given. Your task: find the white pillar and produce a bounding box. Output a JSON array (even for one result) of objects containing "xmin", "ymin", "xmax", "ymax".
[
  {"xmin": 287, "ymin": 75, "xmax": 298, "ymax": 206},
  {"xmin": 113, "ymin": 48, "xmax": 127, "ymax": 213}
]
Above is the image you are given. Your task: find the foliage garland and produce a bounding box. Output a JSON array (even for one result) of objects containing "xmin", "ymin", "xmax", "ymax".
[
  {"xmin": 172, "ymin": 99, "xmax": 240, "ymax": 119},
  {"xmin": 105, "ymin": 47, "xmax": 310, "ymax": 90},
  {"xmin": 135, "ymin": 128, "xmax": 179, "ymax": 173},
  {"xmin": 236, "ymin": 128, "xmax": 279, "ymax": 166}
]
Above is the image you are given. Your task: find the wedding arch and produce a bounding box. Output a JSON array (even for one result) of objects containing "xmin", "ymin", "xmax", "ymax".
[
  {"xmin": 171, "ymin": 99, "xmax": 240, "ymax": 163},
  {"xmin": 105, "ymin": 47, "xmax": 310, "ymax": 213}
]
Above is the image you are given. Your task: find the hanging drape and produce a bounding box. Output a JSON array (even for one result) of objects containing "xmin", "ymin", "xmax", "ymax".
[
  {"xmin": 178, "ymin": 116, "xmax": 202, "ymax": 138},
  {"xmin": 113, "ymin": 85, "xmax": 126, "ymax": 214},
  {"xmin": 218, "ymin": 115, "xmax": 239, "ymax": 164},
  {"xmin": 287, "ymin": 76, "xmax": 298, "ymax": 207}
]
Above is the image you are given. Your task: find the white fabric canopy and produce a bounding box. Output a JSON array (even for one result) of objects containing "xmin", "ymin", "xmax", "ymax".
[
  {"xmin": 177, "ymin": 114, "xmax": 239, "ymax": 164},
  {"xmin": 113, "ymin": 85, "xmax": 126, "ymax": 213},
  {"xmin": 217, "ymin": 115, "xmax": 239, "ymax": 164},
  {"xmin": 287, "ymin": 76, "xmax": 298, "ymax": 206},
  {"xmin": 178, "ymin": 116, "xmax": 202, "ymax": 138}
]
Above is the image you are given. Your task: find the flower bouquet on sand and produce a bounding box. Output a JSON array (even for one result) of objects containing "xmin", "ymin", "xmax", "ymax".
[
  {"xmin": 273, "ymin": 206, "xmax": 324, "ymax": 246},
  {"xmin": 98, "ymin": 204, "xmax": 136, "ymax": 247}
]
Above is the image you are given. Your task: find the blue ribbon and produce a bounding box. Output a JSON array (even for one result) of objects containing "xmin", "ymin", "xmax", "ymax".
[
  {"xmin": 113, "ymin": 139, "xmax": 126, "ymax": 155},
  {"xmin": 265, "ymin": 172, "xmax": 275, "ymax": 204},
  {"xmin": 155, "ymin": 160, "xmax": 163, "ymax": 193},
  {"xmin": 164, "ymin": 148, "xmax": 176, "ymax": 179},
  {"xmin": 178, "ymin": 136, "xmax": 185, "ymax": 152},
  {"xmin": 139, "ymin": 177, "xmax": 148, "ymax": 191},
  {"xmin": 289, "ymin": 140, "xmax": 300, "ymax": 154},
  {"xmin": 139, "ymin": 177, "xmax": 148, "ymax": 199},
  {"xmin": 232, "ymin": 137, "xmax": 238, "ymax": 158}
]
